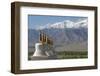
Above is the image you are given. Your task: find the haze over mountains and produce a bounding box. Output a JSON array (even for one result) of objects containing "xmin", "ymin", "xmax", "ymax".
[{"xmin": 28, "ymin": 19, "xmax": 88, "ymax": 52}]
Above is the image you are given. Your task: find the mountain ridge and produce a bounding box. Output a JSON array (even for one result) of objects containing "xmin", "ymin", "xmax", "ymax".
[
  {"xmin": 36, "ymin": 19, "xmax": 88, "ymax": 30},
  {"xmin": 28, "ymin": 19, "xmax": 88, "ymax": 52}
]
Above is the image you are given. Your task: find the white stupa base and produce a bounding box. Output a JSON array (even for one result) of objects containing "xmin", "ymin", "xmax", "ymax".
[
  {"xmin": 31, "ymin": 43, "xmax": 57, "ymax": 60},
  {"xmin": 33, "ymin": 43, "xmax": 46, "ymax": 56}
]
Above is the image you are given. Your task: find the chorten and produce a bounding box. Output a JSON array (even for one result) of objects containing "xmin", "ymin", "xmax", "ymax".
[{"xmin": 31, "ymin": 31, "xmax": 57, "ymax": 60}]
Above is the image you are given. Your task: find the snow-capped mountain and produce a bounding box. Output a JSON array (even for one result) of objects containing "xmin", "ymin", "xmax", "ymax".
[
  {"xmin": 28, "ymin": 19, "xmax": 88, "ymax": 52},
  {"xmin": 37, "ymin": 19, "xmax": 88, "ymax": 30},
  {"xmin": 74, "ymin": 19, "xmax": 88, "ymax": 28}
]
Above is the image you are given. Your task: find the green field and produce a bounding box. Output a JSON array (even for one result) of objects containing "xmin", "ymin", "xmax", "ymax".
[
  {"xmin": 28, "ymin": 50, "xmax": 88, "ymax": 60},
  {"xmin": 57, "ymin": 51, "xmax": 88, "ymax": 59}
]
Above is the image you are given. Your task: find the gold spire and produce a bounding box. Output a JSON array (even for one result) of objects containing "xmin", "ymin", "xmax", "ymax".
[
  {"xmin": 39, "ymin": 31, "xmax": 53, "ymax": 45},
  {"xmin": 39, "ymin": 32, "xmax": 42, "ymax": 42},
  {"xmin": 46, "ymin": 36, "xmax": 48, "ymax": 44}
]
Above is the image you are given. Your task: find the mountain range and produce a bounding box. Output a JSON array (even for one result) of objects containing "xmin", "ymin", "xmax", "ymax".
[
  {"xmin": 28, "ymin": 19, "xmax": 88, "ymax": 52},
  {"xmin": 37, "ymin": 19, "xmax": 87, "ymax": 29}
]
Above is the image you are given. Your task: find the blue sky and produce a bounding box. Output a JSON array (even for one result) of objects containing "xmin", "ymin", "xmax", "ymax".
[{"xmin": 28, "ymin": 15, "xmax": 87, "ymax": 29}]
